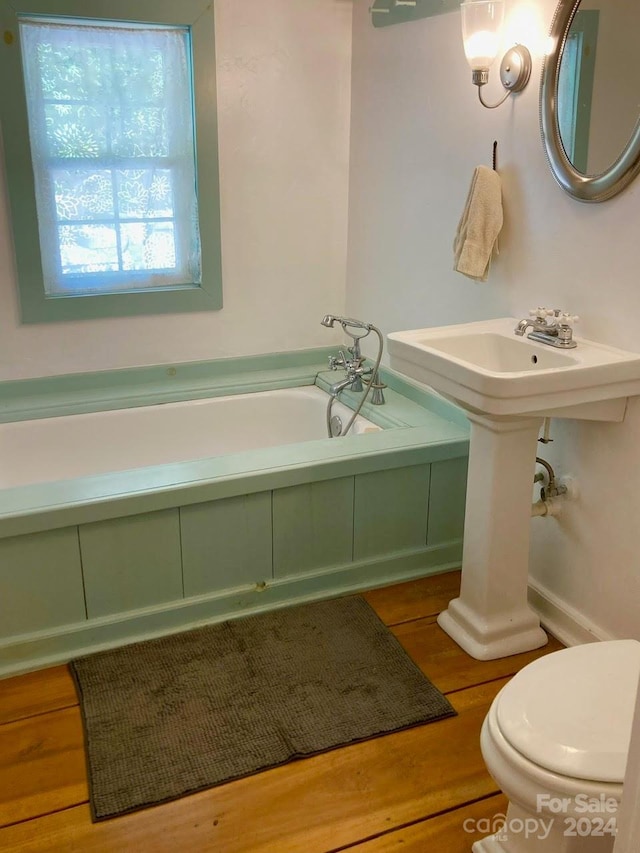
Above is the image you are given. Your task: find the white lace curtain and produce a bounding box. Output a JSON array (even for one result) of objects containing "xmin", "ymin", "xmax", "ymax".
[{"xmin": 19, "ymin": 18, "xmax": 201, "ymax": 295}]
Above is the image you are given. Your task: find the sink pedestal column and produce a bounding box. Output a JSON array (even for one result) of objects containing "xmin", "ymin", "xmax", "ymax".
[{"xmin": 437, "ymin": 412, "xmax": 548, "ymax": 660}]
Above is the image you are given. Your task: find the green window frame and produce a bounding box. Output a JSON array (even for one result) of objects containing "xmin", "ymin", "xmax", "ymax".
[{"xmin": 0, "ymin": 0, "xmax": 222, "ymax": 323}]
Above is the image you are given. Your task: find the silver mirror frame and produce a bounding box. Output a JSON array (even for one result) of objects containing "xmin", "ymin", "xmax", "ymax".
[{"xmin": 540, "ymin": 0, "xmax": 640, "ymax": 202}]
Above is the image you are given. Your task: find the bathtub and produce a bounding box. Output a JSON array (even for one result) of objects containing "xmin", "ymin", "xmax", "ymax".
[
  {"xmin": 0, "ymin": 385, "xmax": 379, "ymax": 490},
  {"xmin": 0, "ymin": 372, "xmax": 469, "ymax": 679}
]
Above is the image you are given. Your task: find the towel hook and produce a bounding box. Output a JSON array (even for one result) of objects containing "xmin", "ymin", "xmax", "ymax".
[{"xmin": 492, "ymin": 140, "xmax": 498, "ymax": 171}]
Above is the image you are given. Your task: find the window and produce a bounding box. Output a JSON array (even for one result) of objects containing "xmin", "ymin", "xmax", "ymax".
[
  {"xmin": 21, "ymin": 19, "xmax": 201, "ymax": 296},
  {"xmin": 0, "ymin": 1, "xmax": 222, "ymax": 322}
]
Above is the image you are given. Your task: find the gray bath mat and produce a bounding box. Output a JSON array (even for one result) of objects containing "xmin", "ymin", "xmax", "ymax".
[{"xmin": 70, "ymin": 595, "xmax": 456, "ymax": 821}]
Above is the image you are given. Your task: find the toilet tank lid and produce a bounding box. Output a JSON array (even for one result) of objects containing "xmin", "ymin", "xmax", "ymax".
[{"xmin": 496, "ymin": 640, "xmax": 640, "ymax": 783}]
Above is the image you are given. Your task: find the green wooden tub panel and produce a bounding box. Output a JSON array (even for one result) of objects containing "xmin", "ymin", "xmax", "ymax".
[
  {"xmin": 181, "ymin": 492, "xmax": 273, "ymax": 597},
  {"xmin": 79, "ymin": 509, "xmax": 183, "ymax": 619},
  {"xmin": 427, "ymin": 456, "xmax": 469, "ymax": 547},
  {"xmin": 272, "ymin": 477, "xmax": 355, "ymax": 578},
  {"xmin": 0, "ymin": 527, "xmax": 86, "ymax": 638},
  {"xmin": 353, "ymin": 464, "xmax": 431, "ymax": 561}
]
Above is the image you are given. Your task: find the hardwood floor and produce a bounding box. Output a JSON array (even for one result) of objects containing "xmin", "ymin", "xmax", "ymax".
[{"xmin": 0, "ymin": 570, "xmax": 563, "ymax": 852}]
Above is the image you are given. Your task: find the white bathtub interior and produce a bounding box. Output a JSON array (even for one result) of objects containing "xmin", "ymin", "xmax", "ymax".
[{"xmin": 0, "ymin": 385, "xmax": 382, "ymax": 489}]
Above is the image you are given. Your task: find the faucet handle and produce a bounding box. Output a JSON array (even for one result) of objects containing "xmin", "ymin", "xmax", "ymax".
[
  {"xmin": 558, "ymin": 313, "xmax": 579, "ymax": 327},
  {"xmin": 328, "ymin": 351, "xmax": 347, "ymax": 370},
  {"xmin": 529, "ymin": 307, "xmax": 554, "ymax": 320}
]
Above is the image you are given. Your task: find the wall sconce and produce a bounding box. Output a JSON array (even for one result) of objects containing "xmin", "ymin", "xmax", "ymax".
[{"xmin": 460, "ymin": 0, "xmax": 531, "ymax": 109}]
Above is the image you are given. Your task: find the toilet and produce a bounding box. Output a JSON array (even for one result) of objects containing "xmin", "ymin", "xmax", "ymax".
[{"xmin": 473, "ymin": 640, "xmax": 640, "ymax": 853}]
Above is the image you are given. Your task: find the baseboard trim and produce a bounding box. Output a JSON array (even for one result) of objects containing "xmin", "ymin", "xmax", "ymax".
[{"xmin": 528, "ymin": 578, "xmax": 614, "ymax": 647}]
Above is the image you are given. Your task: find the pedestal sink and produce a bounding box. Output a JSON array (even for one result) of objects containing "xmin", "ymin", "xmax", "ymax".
[{"xmin": 388, "ymin": 318, "xmax": 640, "ymax": 660}]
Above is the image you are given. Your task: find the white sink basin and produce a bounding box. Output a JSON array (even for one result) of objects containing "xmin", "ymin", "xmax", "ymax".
[{"xmin": 388, "ymin": 318, "xmax": 640, "ymax": 420}]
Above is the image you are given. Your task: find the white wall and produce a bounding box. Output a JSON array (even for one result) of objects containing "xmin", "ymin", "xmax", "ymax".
[
  {"xmin": 0, "ymin": 0, "xmax": 353, "ymax": 380},
  {"xmin": 346, "ymin": 0, "xmax": 640, "ymax": 641}
]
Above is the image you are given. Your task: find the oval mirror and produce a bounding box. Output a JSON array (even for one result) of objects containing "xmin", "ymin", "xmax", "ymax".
[{"xmin": 540, "ymin": 0, "xmax": 640, "ymax": 202}]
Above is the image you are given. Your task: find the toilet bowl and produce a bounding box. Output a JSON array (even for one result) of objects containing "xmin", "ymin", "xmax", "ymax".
[{"xmin": 472, "ymin": 640, "xmax": 640, "ymax": 853}]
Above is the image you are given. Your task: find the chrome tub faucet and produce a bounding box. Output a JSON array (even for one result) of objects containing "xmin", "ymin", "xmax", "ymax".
[
  {"xmin": 320, "ymin": 314, "xmax": 386, "ymax": 439},
  {"xmin": 322, "ymin": 315, "xmax": 386, "ymax": 403}
]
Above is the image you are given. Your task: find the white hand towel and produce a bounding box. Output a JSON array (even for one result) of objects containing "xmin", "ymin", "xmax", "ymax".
[{"xmin": 453, "ymin": 165, "xmax": 503, "ymax": 282}]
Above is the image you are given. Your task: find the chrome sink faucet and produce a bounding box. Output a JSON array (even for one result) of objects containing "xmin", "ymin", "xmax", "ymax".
[{"xmin": 514, "ymin": 307, "xmax": 579, "ymax": 349}]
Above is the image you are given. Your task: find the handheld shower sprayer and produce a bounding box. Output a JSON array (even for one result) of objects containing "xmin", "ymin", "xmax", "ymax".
[
  {"xmin": 321, "ymin": 315, "xmax": 372, "ymax": 363},
  {"xmin": 321, "ymin": 315, "xmax": 373, "ymax": 333}
]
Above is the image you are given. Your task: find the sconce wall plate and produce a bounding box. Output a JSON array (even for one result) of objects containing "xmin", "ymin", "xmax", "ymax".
[{"xmin": 499, "ymin": 44, "xmax": 531, "ymax": 93}]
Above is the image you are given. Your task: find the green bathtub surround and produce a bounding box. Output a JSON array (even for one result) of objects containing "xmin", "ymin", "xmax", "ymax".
[
  {"xmin": 182, "ymin": 493, "xmax": 273, "ymax": 597},
  {"xmin": 0, "ymin": 347, "xmax": 339, "ymax": 423},
  {"xmin": 0, "ymin": 350, "xmax": 467, "ymax": 429},
  {"xmin": 0, "ymin": 527, "xmax": 86, "ymax": 636},
  {"xmin": 0, "ymin": 349, "xmax": 470, "ymax": 677},
  {"xmin": 315, "ymin": 366, "xmax": 469, "ymax": 429},
  {"xmin": 427, "ymin": 456, "xmax": 469, "ymax": 546},
  {"xmin": 0, "ymin": 455, "xmax": 467, "ymax": 678},
  {"xmin": 354, "ymin": 465, "xmax": 431, "ymax": 560},
  {"xmin": 80, "ymin": 510, "xmax": 184, "ymax": 619},
  {"xmin": 0, "ymin": 423, "xmax": 468, "ymax": 539},
  {"xmin": 273, "ymin": 479, "xmax": 355, "ymax": 577},
  {"xmin": 377, "ymin": 367, "xmax": 470, "ymax": 428}
]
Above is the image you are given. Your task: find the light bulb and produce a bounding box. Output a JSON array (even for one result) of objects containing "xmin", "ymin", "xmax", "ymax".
[{"xmin": 461, "ymin": 0, "xmax": 504, "ymax": 71}]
